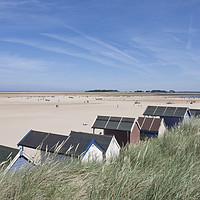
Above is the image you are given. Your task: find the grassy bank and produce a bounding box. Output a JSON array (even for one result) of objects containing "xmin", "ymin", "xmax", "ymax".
[{"xmin": 0, "ymin": 119, "xmax": 200, "ymax": 199}]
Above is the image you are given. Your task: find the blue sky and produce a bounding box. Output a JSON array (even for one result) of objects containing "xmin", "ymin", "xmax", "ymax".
[{"xmin": 0, "ymin": 0, "xmax": 200, "ymax": 92}]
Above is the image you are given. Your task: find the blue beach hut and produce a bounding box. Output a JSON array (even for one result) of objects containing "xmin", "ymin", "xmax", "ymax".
[{"xmin": 143, "ymin": 106, "xmax": 191, "ymax": 128}]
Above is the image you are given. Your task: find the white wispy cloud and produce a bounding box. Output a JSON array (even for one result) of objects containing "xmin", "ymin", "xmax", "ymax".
[
  {"xmin": 41, "ymin": 28, "xmax": 161, "ymax": 75},
  {"xmin": 0, "ymin": 1, "xmax": 169, "ymax": 76},
  {"xmin": 41, "ymin": 33, "xmax": 140, "ymax": 65},
  {"xmin": 81, "ymin": 34, "xmax": 140, "ymax": 63},
  {"xmin": 0, "ymin": 53, "xmax": 49, "ymax": 71},
  {"xmin": 0, "ymin": 0, "xmax": 31, "ymax": 7},
  {"xmin": 131, "ymin": 31, "xmax": 200, "ymax": 77},
  {"xmin": 187, "ymin": 15, "xmax": 193, "ymax": 49},
  {"xmin": 0, "ymin": 0, "xmax": 66, "ymax": 31},
  {"xmin": 1, "ymin": 37, "xmax": 146, "ymax": 74},
  {"xmin": 61, "ymin": 25, "xmax": 142, "ymax": 64}
]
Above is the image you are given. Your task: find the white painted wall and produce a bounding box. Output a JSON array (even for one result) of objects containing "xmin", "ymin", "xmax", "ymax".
[
  {"xmin": 158, "ymin": 119, "xmax": 166, "ymax": 137},
  {"xmin": 23, "ymin": 147, "xmax": 41, "ymax": 163},
  {"xmin": 105, "ymin": 137, "xmax": 120, "ymax": 159},
  {"xmin": 82, "ymin": 143, "xmax": 103, "ymax": 162},
  {"xmin": 184, "ymin": 110, "xmax": 191, "ymax": 123}
]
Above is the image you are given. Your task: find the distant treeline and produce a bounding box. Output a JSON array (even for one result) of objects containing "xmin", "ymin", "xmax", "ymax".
[
  {"xmin": 85, "ymin": 90, "xmax": 119, "ymax": 92},
  {"xmin": 85, "ymin": 89, "xmax": 176, "ymax": 93},
  {"xmin": 135, "ymin": 90, "xmax": 175, "ymax": 93}
]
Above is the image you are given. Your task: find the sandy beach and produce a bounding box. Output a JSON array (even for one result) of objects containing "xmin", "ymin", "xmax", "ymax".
[{"xmin": 1, "ymin": 92, "xmax": 200, "ymax": 149}]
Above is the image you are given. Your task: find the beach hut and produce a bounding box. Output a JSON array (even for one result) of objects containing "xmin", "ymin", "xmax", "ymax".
[
  {"xmin": 143, "ymin": 106, "xmax": 191, "ymax": 128},
  {"xmin": 5, "ymin": 148, "xmax": 37, "ymax": 173},
  {"xmin": 0, "ymin": 145, "xmax": 19, "ymax": 167},
  {"xmin": 92, "ymin": 116, "xmax": 140, "ymax": 147},
  {"xmin": 190, "ymin": 109, "xmax": 200, "ymax": 118},
  {"xmin": 17, "ymin": 130, "xmax": 120, "ymax": 163},
  {"xmin": 137, "ymin": 117, "xmax": 166, "ymax": 140},
  {"xmin": 69, "ymin": 131, "xmax": 120, "ymax": 160}
]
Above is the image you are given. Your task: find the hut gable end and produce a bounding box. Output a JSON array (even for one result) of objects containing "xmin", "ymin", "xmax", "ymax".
[{"xmin": 138, "ymin": 117, "xmax": 165, "ymax": 140}]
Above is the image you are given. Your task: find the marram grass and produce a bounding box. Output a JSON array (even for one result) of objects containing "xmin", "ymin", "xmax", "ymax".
[{"xmin": 0, "ymin": 118, "xmax": 200, "ymax": 199}]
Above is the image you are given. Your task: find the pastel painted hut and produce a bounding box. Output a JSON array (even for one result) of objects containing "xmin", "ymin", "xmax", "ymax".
[
  {"xmin": 190, "ymin": 109, "xmax": 200, "ymax": 118},
  {"xmin": 137, "ymin": 117, "xmax": 166, "ymax": 140},
  {"xmin": 92, "ymin": 116, "xmax": 140, "ymax": 147},
  {"xmin": 5, "ymin": 148, "xmax": 37, "ymax": 173},
  {"xmin": 17, "ymin": 130, "xmax": 120, "ymax": 163},
  {"xmin": 143, "ymin": 106, "xmax": 191, "ymax": 128}
]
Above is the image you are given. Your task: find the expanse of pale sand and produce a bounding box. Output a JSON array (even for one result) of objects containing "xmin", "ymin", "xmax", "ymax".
[{"xmin": 0, "ymin": 92, "xmax": 200, "ymax": 150}]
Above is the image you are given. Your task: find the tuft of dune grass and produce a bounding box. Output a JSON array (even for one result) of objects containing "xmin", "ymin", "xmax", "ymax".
[{"xmin": 0, "ymin": 118, "xmax": 200, "ymax": 199}]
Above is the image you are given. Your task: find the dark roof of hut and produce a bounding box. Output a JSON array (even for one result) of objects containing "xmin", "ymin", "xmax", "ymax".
[
  {"xmin": 59, "ymin": 131, "xmax": 112, "ymax": 156},
  {"xmin": 70, "ymin": 131, "xmax": 112, "ymax": 151},
  {"xmin": 92, "ymin": 116, "xmax": 135, "ymax": 131},
  {"xmin": 17, "ymin": 130, "xmax": 68, "ymax": 151},
  {"xmin": 190, "ymin": 109, "xmax": 200, "ymax": 117},
  {"xmin": 143, "ymin": 106, "xmax": 190, "ymax": 118},
  {"xmin": 0, "ymin": 145, "xmax": 19, "ymax": 164},
  {"xmin": 137, "ymin": 117, "xmax": 163, "ymax": 133}
]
